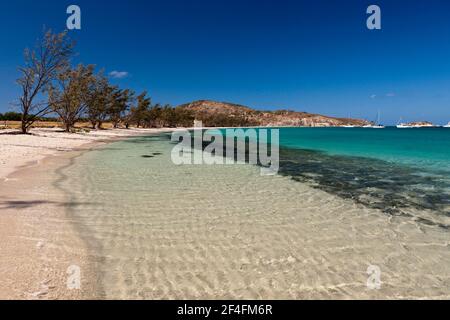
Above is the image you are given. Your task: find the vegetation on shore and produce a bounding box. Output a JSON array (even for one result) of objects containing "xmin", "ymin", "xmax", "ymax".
[
  {"xmin": 7, "ymin": 29, "xmax": 370, "ymax": 134},
  {"xmin": 12, "ymin": 29, "xmax": 197, "ymax": 134}
]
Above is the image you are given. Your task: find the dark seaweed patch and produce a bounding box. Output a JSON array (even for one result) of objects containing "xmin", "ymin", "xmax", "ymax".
[
  {"xmin": 276, "ymin": 147, "xmax": 450, "ymax": 228},
  {"xmin": 188, "ymin": 134, "xmax": 450, "ymax": 228}
]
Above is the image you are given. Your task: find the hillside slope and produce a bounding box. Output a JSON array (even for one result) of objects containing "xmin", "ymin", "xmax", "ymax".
[{"xmin": 179, "ymin": 100, "xmax": 369, "ymax": 127}]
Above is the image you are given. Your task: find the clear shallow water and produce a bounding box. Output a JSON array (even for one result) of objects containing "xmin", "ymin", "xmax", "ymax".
[
  {"xmin": 56, "ymin": 131, "xmax": 450, "ymax": 299},
  {"xmin": 274, "ymin": 128, "xmax": 450, "ymax": 224},
  {"xmin": 213, "ymin": 127, "xmax": 450, "ymax": 223}
]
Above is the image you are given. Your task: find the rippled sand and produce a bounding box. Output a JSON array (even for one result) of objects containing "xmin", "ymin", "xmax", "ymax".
[{"xmin": 52, "ymin": 136, "xmax": 450, "ymax": 299}]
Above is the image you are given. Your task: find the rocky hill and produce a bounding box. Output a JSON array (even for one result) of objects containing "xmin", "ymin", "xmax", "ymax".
[{"xmin": 179, "ymin": 100, "xmax": 369, "ymax": 127}]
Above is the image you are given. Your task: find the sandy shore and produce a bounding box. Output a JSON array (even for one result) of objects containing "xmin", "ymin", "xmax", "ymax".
[
  {"xmin": 0, "ymin": 128, "xmax": 176, "ymax": 180},
  {"xmin": 0, "ymin": 128, "xmax": 172, "ymax": 299}
]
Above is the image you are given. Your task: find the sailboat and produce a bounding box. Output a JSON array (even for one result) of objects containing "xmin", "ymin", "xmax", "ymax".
[
  {"xmin": 343, "ymin": 113, "xmax": 357, "ymax": 128},
  {"xmin": 364, "ymin": 110, "xmax": 385, "ymax": 128},
  {"xmin": 371, "ymin": 110, "xmax": 385, "ymax": 128}
]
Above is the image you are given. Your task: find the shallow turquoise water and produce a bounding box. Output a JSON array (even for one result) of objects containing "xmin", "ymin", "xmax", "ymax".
[
  {"xmin": 56, "ymin": 131, "xmax": 450, "ymax": 299},
  {"xmin": 214, "ymin": 127, "xmax": 450, "ymax": 219},
  {"xmin": 277, "ymin": 127, "xmax": 450, "ymax": 173}
]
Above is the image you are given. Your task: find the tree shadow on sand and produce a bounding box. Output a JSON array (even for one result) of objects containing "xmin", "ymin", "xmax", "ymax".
[{"xmin": 0, "ymin": 199, "xmax": 99, "ymax": 210}]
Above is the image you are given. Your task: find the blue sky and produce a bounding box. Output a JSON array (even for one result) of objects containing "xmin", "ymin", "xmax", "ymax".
[{"xmin": 0, "ymin": 0, "xmax": 449, "ymax": 124}]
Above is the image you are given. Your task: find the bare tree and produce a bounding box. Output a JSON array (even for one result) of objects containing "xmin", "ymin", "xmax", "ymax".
[
  {"xmin": 16, "ymin": 30, "xmax": 74, "ymax": 134},
  {"xmin": 49, "ymin": 64, "xmax": 95, "ymax": 132}
]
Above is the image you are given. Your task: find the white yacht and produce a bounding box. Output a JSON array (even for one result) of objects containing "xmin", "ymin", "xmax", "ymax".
[
  {"xmin": 363, "ymin": 111, "xmax": 385, "ymax": 128},
  {"xmin": 371, "ymin": 110, "xmax": 385, "ymax": 128},
  {"xmin": 396, "ymin": 118, "xmax": 413, "ymax": 128},
  {"xmin": 410, "ymin": 123, "xmax": 438, "ymax": 128},
  {"xmin": 444, "ymin": 122, "xmax": 450, "ymax": 128}
]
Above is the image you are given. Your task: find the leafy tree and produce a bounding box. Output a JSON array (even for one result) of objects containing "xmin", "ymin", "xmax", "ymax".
[
  {"xmin": 173, "ymin": 107, "xmax": 195, "ymax": 127},
  {"xmin": 49, "ymin": 64, "xmax": 95, "ymax": 132},
  {"xmin": 16, "ymin": 30, "xmax": 74, "ymax": 133},
  {"xmin": 108, "ymin": 88, "xmax": 134, "ymax": 128},
  {"xmin": 86, "ymin": 73, "xmax": 112, "ymax": 129},
  {"xmin": 130, "ymin": 91, "xmax": 151, "ymax": 128},
  {"xmin": 0, "ymin": 112, "xmax": 23, "ymax": 121}
]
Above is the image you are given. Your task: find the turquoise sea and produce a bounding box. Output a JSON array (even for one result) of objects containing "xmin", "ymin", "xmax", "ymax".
[
  {"xmin": 274, "ymin": 127, "xmax": 450, "ymax": 221},
  {"xmin": 278, "ymin": 127, "xmax": 450, "ymax": 172},
  {"xmin": 210, "ymin": 127, "xmax": 450, "ymax": 221}
]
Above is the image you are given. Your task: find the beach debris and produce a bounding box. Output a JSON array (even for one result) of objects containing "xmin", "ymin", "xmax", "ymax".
[{"xmin": 28, "ymin": 280, "xmax": 52, "ymax": 299}]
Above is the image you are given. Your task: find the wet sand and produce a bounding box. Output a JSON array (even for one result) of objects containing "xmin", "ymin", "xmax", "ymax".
[
  {"xmin": 0, "ymin": 128, "xmax": 174, "ymax": 299},
  {"xmin": 0, "ymin": 148, "xmax": 99, "ymax": 299}
]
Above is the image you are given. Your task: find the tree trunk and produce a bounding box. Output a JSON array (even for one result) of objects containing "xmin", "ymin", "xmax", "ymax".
[
  {"xmin": 21, "ymin": 122, "xmax": 28, "ymax": 134},
  {"xmin": 21, "ymin": 113, "xmax": 28, "ymax": 134}
]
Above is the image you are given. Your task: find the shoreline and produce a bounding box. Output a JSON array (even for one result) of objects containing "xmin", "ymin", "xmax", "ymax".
[
  {"xmin": 0, "ymin": 128, "xmax": 174, "ymax": 299},
  {"xmin": 0, "ymin": 128, "xmax": 176, "ymax": 181},
  {"xmin": 1, "ymin": 127, "xmax": 449, "ymax": 299}
]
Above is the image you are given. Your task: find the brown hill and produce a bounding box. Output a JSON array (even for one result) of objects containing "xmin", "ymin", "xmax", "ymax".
[{"xmin": 179, "ymin": 100, "xmax": 369, "ymax": 127}]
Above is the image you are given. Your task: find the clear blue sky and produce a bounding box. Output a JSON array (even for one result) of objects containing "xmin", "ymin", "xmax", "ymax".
[{"xmin": 0, "ymin": 0, "xmax": 449, "ymax": 124}]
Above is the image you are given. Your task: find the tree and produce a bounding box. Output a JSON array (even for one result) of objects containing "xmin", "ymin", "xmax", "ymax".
[
  {"xmin": 108, "ymin": 88, "xmax": 134, "ymax": 128},
  {"xmin": 86, "ymin": 73, "xmax": 112, "ymax": 129},
  {"xmin": 0, "ymin": 112, "xmax": 23, "ymax": 121},
  {"xmin": 16, "ymin": 30, "xmax": 74, "ymax": 134},
  {"xmin": 146, "ymin": 103, "xmax": 162, "ymax": 128},
  {"xmin": 173, "ymin": 106, "xmax": 195, "ymax": 127},
  {"xmin": 130, "ymin": 91, "xmax": 151, "ymax": 128},
  {"xmin": 49, "ymin": 64, "xmax": 95, "ymax": 132},
  {"xmin": 160, "ymin": 104, "xmax": 178, "ymax": 127}
]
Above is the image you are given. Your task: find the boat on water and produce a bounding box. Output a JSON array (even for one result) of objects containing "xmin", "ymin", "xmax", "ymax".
[
  {"xmin": 410, "ymin": 122, "xmax": 438, "ymax": 128},
  {"xmin": 444, "ymin": 122, "xmax": 450, "ymax": 128},
  {"xmin": 397, "ymin": 118, "xmax": 438, "ymax": 128},
  {"xmin": 363, "ymin": 111, "xmax": 385, "ymax": 128},
  {"xmin": 397, "ymin": 123, "xmax": 438, "ymax": 128},
  {"xmin": 370, "ymin": 110, "xmax": 385, "ymax": 128},
  {"xmin": 397, "ymin": 123, "xmax": 414, "ymax": 128},
  {"xmin": 363, "ymin": 124, "xmax": 385, "ymax": 129},
  {"xmin": 397, "ymin": 117, "xmax": 413, "ymax": 128}
]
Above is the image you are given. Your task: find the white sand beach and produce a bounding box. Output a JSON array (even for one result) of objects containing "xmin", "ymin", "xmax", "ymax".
[
  {"xmin": 0, "ymin": 128, "xmax": 175, "ymax": 180},
  {"xmin": 0, "ymin": 128, "xmax": 173, "ymax": 299}
]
